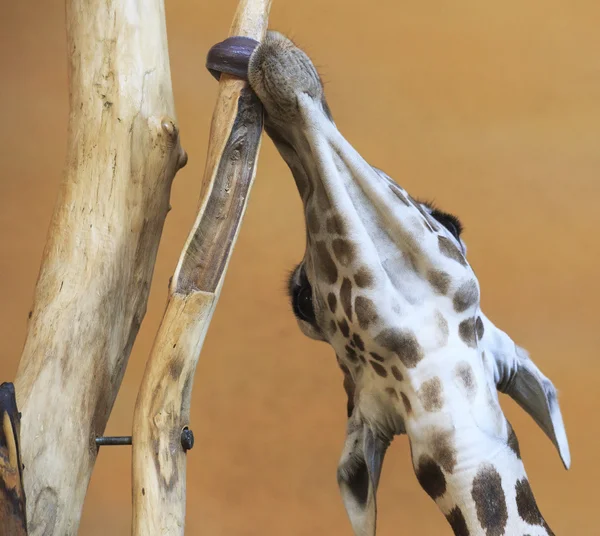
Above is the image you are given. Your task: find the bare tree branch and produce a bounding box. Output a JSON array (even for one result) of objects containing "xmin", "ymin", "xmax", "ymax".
[
  {"xmin": 131, "ymin": 1, "xmax": 271, "ymax": 534},
  {"xmin": 14, "ymin": 1, "xmax": 186, "ymax": 534}
]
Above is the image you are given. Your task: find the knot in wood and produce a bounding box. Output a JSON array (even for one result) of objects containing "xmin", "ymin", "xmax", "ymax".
[
  {"xmin": 181, "ymin": 427, "xmax": 194, "ymax": 451},
  {"xmin": 161, "ymin": 118, "xmax": 178, "ymax": 140}
]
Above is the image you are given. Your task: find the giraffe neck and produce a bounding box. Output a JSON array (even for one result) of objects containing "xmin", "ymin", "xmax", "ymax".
[{"xmin": 407, "ymin": 418, "xmax": 555, "ymax": 536}]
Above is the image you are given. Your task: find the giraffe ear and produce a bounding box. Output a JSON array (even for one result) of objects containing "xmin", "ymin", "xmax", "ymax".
[
  {"xmin": 337, "ymin": 420, "xmax": 389, "ymax": 536},
  {"xmin": 479, "ymin": 313, "xmax": 571, "ymax": 469},
  {"xmin": 499, "ymin": 345, "xmax": 571, "ymax": 469}
]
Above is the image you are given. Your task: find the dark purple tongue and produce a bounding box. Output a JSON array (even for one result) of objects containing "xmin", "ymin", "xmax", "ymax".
[{"xmin": 206, "ymin": 36, "xmax": 260, "ymax": 81}]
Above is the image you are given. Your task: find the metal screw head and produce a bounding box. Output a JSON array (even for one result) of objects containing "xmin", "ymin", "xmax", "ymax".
[{"xmin": 181, "ymin": 427, "xmax": 194, "ymax": 451}]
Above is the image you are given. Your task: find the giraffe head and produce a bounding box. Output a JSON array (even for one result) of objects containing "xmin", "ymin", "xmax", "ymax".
[{"xmin": 248, "ymin": 31, "xmax": 570, "ymax": 535}]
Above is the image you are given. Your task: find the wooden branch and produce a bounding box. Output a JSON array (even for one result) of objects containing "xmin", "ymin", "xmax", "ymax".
[
  {"xmin": 0, "ymin": 383, "xmax": 27, "ymax": 535},
  {"xmin": 14, "ymin": 1, "xmax": 186, "ymax": 534},
  {"xmin": 131, "ymin": 1, "xmax": 271, "ymax": 533}
]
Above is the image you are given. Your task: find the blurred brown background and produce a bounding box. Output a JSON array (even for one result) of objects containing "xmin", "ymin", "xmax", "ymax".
[{"xmin": 1, "ymin": 0, "xmax": 597, "ymax": 534}]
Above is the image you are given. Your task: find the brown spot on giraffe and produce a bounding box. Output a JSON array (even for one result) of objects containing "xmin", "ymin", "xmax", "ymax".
[
  {"xmin": 332, "ymin": 238, "xmax": 355, "ymax": 267},
  {"xmin": 306, "ymin": 208, "xmax": 320, "ymax": 234},
  {"xmin": 446, "ymin": 506, "xmax": 469, "ymax": 536},
  {"xmin": 370, "ymin": 352, "xmax": 385, "ymax": 363},
  {"xmin": 359, "ymin": 354, "xmax": 367, "ymax": 365},
  {"xmin": 415, "ymin": 455, "xmax": 446, "ymax": 500},
  {"xmin": 385, "ymin": 387, "xmax": 398, "ymax": 401},
  {"xmin": 370, "ymin": 361, "xmax": 388, "ymax": 378},
  {"xmin": 346, "ymin": 345, "xmax": 358, "ymax": 363},
  {"xmin": 375, "ymin": 328, "xmax": 423, "ymax": 368},
  {"xmin": 453, "ymin": 280, "xmax": 479, "ymax": 312},
  {"xmin": 355, "ymin": 296, "xmax": 378, "ymax": 329},
  {"xmin": 354, "ymin": 267, "xmax": 374, "ymax": 288},
  {"xmin": 401, "ymin": 392, "xmax": 412, "ymax": 413},
  {"xmin": 471, "ymin": 464, "xmax": 508, "ymax": 536},
  {"xmin": 404, "ymin": 250, "xmax": 420, "ymax": 272},
  {"xmin": 341, "ymin": 366, "xmax": 355, "ymax": 417},
  {"xmin": 338, "ymin": 362, "xmax": 350, "ymax": 375},
  {"xmin": 506, "ymin": 420, "xmax": 521, "ymax": 459},
  {"xmin": 515, "ymin": 478, "xmax": 545, "ymax": 526},
  {"xmin": 455, "ymin": 361, "xmax": 477, "ymax": 401},
  {"xmin": 438, "ymin": 235, "xmax": 467, "ymax": 266},
  {"xmin": 418, "ymin": 377, "xmax": 444, "ymax": 412},
  {"xmin": 327, "ymin": 292, "xmax": 337, "ymax": 313},
  {"xmin": 431, "ymin": 428, "xmax": 457, "ymax": 473},
  {"xmin": 338, "ymin": 318, "xmax": 350, "ymax": 338},
  {"xmin": 391, "ymin": 365, "xmax": 404, "ymax": 381},
  {"xmin": 459, "ymin": 318, "xmax": 477, "ymax": 348},
  {"xmin": 326, "ymin": 214, "xmax": 346, "ymax": 235},
  {"xmin": 329, "ymin": 319, "xmax": 338, "ymax": 335},
  {"xmin": 340, "ymin": 278, "xmax": 353, "ymax": 320},
  {"xmin": 314, "ymin": 241, "xmax": 338, "ymax": 283},
  {"xmin": 476, "ymin": 316, "xmax": 484, "ymax": 340},
  {"xmin": 352, "ymin": 333, "xmax": 365, "ymax": 351},
  {"xmin": 428, "ymin": 269, "xmax": 451, "ymax": 295},
  {"xmin": 435, "ymin": 310, "xmax": 449, "ymax": 346}
]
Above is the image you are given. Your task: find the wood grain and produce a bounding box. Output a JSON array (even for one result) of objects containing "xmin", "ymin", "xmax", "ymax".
[
  {"xmin": 13, "ymin": 1, "xmax": 186, "ymax": 534},
  {"xmin": 131, "ymin": 1, "xmax": 271, "ymax": 534}
]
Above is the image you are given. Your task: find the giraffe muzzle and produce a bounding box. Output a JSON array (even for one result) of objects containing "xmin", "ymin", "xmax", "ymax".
[{"xmin": 248, "ymin": 31, "xmax": 328, "ymax": 124}]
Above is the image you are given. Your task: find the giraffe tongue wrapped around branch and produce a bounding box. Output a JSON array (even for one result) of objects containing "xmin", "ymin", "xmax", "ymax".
[{"xmin": 247, "ymin": 31, "xmax": 569, "ymax": 536}]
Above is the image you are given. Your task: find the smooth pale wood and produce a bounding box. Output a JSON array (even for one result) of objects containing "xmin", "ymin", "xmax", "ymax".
[
  {"xmin": 0, "ymin": 383, "xmax": 27, "ymax": 535},
  {"xmin": 131, "ymin": 1, "xmax": 271, "ymax": 534},
  {"xmin": 14, "ymin": 1, "xmax": 186, "ymax": 534}
]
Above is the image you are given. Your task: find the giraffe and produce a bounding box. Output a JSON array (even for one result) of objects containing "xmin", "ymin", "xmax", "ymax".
[{"xmin": 214, "ymin": 30, "xmax": 571, "ymax": 535}]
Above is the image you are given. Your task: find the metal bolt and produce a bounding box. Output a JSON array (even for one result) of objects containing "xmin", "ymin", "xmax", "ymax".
[
  {"xmin": 95, "ymin": 436, "xmax": 132, "ymax": 447},
  {"xmin": 181, "ymin": 428, "xmax": 194, "ymax": 451}
]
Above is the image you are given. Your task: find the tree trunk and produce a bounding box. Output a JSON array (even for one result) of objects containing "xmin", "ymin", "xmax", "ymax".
[
  {"xmin": 14, "ymin": 1, "xmax": 186, "ymax": 534},
  {"xmin": 131, "ymin": 1, "xmax": 271, "ymax": 534}
]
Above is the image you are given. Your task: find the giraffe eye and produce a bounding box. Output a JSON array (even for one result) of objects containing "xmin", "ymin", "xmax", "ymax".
[
  {"xmin": 288, "ymin": 264, "xmax": 318, "ymax": 325},
  {"xmin": 294, "ymin": 284, "xmax": 316, "ymax": 323},
  {"xmin": 443, "ymin": 220, "xmax": 460, "ymax": 240},
  {"xmin": 429, "ymin": 208, "xmax": 463, "ymax": 241}
]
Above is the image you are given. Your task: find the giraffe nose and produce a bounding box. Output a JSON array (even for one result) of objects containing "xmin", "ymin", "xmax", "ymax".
[
  {"xmin": 206, "ymin": 36, "xmax": 260, "ymax": 81},
  {"xmin": 248, "ymin": 31, "xmax": 325, "ymax": 122}
]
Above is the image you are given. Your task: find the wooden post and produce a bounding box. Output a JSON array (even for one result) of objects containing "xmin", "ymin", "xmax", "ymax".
[
  {"xmin": 14, "ymin": 1, "xmax": 186, "ymax": 534},
  {"xmin": 0, "ymin": 383, "xmax": 27, "ymax": 535},
  {"xmin": 131, "ymin": 1, "xmax": 271, "ymax": 534}
]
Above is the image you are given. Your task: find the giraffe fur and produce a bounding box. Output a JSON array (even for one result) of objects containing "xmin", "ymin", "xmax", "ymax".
[{"xmin": 245, "ymin": 30, "xmax": 569, "ymax": 536}]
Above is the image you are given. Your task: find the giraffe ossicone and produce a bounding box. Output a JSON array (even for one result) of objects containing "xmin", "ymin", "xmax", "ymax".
[{"xmin": 246, "ymin": 31, "xmax": 570, "ymax": 535}]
